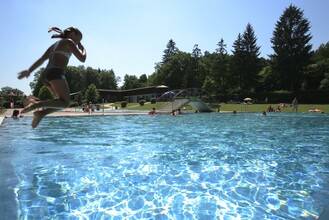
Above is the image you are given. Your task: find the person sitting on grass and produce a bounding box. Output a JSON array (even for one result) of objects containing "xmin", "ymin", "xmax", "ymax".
[
  {"xmin": 267, "ymin": 105, "xmax": 274, "ymax": 112},
  {"xmin": 17, "ymin": 26, "xmax": 86, "ymax": 128}
]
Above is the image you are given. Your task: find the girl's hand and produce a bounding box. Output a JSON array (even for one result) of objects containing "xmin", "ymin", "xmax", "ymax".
[
  {"xmin": 78, "ymin": 42, "xmax": 84, "ymax": 51},
  {"xmin": 17, "ymin": 70, "xmax": 30, "ymax": 79}
]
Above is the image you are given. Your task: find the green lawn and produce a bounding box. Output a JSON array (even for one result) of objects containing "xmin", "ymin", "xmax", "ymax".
[
  {"xmin": 117, "ymin": 102, "xmax": 329, "ymax": 113},
  {"xmin": 218, "ymin": 103, "xmax": 328, "ymax": 113},
  {"xmin": 0, "ymin": 108, "xmax": 6, "ymax": 115},
  {"xmin": 1, "ymin": 103, "xmax": 327, "ymax": 115}
]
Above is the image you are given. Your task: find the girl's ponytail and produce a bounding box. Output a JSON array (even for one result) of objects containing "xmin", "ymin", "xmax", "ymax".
[
  {"xmin": 48, "ymin": 27, "xmax": 64, "ymax": 38},
  {"xmin": 48, "ymin": 26, "xmax": 82, "ymax": 39}
]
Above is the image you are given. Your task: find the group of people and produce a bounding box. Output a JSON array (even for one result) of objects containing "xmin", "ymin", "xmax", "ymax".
[
  {"xmin": 148, "ymin": 108, "xmax": 183, "ymax": 116},
  {"xmin": 232, "ymin": 98, "xmax": 300, "ymax": 116},
  {"xmin": 265, "ymin": 98, "xmax": 298, "ymax": 114},
  {"xmin": 267, "ymin": 105, "xmax": 281, "ymax": 112},
  {"xmin": 81, "ymin": 102, "xmax": 95, "ymax": 114},
  {"xmin": 171, "ymin": 108, "xmax": 182, "ymax": 116}
]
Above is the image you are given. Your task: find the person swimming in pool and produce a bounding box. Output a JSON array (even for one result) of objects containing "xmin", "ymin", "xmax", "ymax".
[{"xmin": 18, "ymin": 27, "xmax": 86, "ymax": 128}]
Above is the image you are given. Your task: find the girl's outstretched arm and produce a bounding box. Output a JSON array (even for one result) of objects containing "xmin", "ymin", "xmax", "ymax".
[{"xmin": 17, "ymin": 46, "xmax": 53, "ymax": 79}]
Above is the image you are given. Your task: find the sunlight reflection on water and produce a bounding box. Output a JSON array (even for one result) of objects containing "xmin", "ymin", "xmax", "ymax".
[{"xmin": 0, "ymin": 113, "xmax": 328, "ymax": 219}]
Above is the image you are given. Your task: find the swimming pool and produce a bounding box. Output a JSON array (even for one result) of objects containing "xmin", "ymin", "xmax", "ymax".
[{"xmin": 0, "ymin": 113, "xmax": 328, "ymax": 219}]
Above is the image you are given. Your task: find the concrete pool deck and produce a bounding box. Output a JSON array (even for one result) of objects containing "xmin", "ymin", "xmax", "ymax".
[
  {"xmin": 0, "ymin": 108, "xmax": 151, "ymax": 126},
  {"xmin": 0, "ymin": 107, "xmax": 225, "ymax": 126}
]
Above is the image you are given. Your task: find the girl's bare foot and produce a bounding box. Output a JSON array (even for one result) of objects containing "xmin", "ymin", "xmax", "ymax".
[{"xmin": 31, "ymin": 111, "xmax": 45, "ymax": 128}]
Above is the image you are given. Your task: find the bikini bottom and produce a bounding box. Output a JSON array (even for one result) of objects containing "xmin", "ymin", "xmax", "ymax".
[{"xmin": 41, "ymin": 68, "xmax": 66, "ymax": 87}]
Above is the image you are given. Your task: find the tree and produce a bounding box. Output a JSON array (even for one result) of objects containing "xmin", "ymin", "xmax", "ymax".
[
  {"xmin": 258, "ymin": 66, "xmax": 278, "ymax": 92},
  {"xmin": 231, "ymin": 24, "xmax": 261, "ymax": 93},
  {"xmin": 138, "ymin": 74, "xmax": 148, "ymax": 87},
  {"xmin": 313, "ymin": 42, "xmax": 329, "ymax": 62},
  {"xmin": 162, "ymin": 39, "xmax": 179, "ymax": 63},
  {"xmin": 304, "ymin": 42, "xmax": 329, "ymax": 90},
  {"xmin": 192, "ymin": 44, "xmax": 202, "ymax": 58},
  {"xmin": 65, "ymin": 66, "xmax": 86, "ymax": 93},
  {"xmin": 270, "ymin": 4, "xmax": 312, "ymax": 91},
  {"xmin": 38, "ymin": 86, "xmax": 53, "ymax": 100},
  {"xmin": 85, "ymin": 67, "xmax": 100, "ymax": 89},
  {"xmin": 213, "ymin": 39, "xmax": 230, "ymax": 94},
  {"xmin": 0, "ymin": 87, "xmax": 24, "ymax": 103},
  {"xmin": 189, "ymin": 44, "xmax": 205, "ymax": 88},
  {"xmin": 230, "ymin": 33, "xmax": 244, "ymax": 92},
  {"xmin": 320, "ymin": 73, "xmax": 329, "ymax": 90},
  {"xmin": 216, "ymin": 38, "xmax": 227, "ymax": 55},
  {"xmin": 30, "ymin": 68, "xmax": 44, "ymax": 97},
  {"xmin": 241, "ymin": 23, "xmax": 261, "ymax": 91},
  {"xmin": 85, "ymin": 84, "xmax": 99, "ymax": 103},
  {"xmin": 157, "ymin": 52, "xmax": 195, "ymax": 89},
  {"xmin": 122, "ymin": 74, "xmax": 140, "ymax": 90},
  {"xmin": 99, "ymin": 69, "xmax": 118, "ymax": 89},
  {"xmin": 202, "ymin": 76, "xmax": 217, "ymax": 95}
]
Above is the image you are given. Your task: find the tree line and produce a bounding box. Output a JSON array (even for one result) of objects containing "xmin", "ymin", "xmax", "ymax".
[
  {"xmin": 125, "ymin": 5, "xmax": 329, "ymax": 102},
  {"xmin": 149, "ymin": 5, "xmax": 327, "ymax": 96},
  {"xmin": 1, "ymin": 4, "xmax": 329, "ymax": 104}
]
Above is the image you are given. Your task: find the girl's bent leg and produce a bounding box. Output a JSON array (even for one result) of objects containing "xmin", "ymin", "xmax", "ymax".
[
  {"xmin": 30, "ymin": 79, "xmax": 70, "ymax": 128},
  {"xmin": 21, "ymin": 79, "xmax": 70, "ymax": 114}
]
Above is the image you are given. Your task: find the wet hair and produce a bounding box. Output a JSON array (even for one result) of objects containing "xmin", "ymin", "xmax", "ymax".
[
  {"xmin": 48, "ymin": 27, "xmax": 82, "ymax": 39},
  {"xmin": 12, "ymin": 110, "xmax": 19, "ymax": 118}
]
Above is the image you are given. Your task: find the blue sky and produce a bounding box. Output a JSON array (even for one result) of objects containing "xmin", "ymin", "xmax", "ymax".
[{"xmin": 1, "ymin": 0, "xmax": 329, "ymax": 95}]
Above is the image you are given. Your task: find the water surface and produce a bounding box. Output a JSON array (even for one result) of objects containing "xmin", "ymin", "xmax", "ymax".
[{"xmin": 0, "ymin": 113, "xmax": 328, "ymax": 219}]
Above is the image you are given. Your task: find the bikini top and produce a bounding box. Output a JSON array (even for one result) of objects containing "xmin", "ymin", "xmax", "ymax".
[
  {"xmin": 47, "ymin": 41, "xmax": 72, "ymax": 69},
  {"xmin": 53, "ymin": 50, "xmax": 72, "ymax": 59},
  {"xmin": 52, "ymin": 41, "xmax": 72, "ymax": 59}
]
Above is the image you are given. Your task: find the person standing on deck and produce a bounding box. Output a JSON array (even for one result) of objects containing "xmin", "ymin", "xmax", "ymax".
[{"xmin": 292, "ymin": 98, "xmax": 298, "ymax": 113}]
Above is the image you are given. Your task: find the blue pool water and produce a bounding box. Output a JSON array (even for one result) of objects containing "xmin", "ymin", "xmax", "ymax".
[{"xmin": 0, "ymin": 113, "xmax": 329, "ymax": 219}]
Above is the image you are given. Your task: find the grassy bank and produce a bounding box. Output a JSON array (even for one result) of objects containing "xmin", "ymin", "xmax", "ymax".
[
  {"xmin": 121, "ymin": 102, "xmax": 328, "ymax": 113},
  {"xmin": 219, "ymin": 103, "xmax": 328, "ymax": 113},
  {"xmin": 1, "ymin": 103, "xmax": 327, "ymax": 115}
]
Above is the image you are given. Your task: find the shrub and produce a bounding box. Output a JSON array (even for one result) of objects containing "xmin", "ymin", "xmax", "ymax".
[
  {"xmin": 150, "ymin": 98, "xmax": 157, "ymax": 104},
  {"xmin": 121, "ymin": 101, "xmax": 127, "ymax": 108},
  {"xmin": 139, "ymin": 100, "xmax": 146, "ymax": 106}
]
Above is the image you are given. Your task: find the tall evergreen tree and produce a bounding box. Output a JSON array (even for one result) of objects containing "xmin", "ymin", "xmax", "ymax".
[
  {"xmin": 162, "ymin": 39, "xmax": 179, "ymax": 63},
  {"xmin": 192, "ymin": 44, "xmax": 202, "ymax": 58},
  {"xmin": 230, "ymin": 33, "xmax": 244, "ymax": 92},
  {"xmin": 241, "ymin": 23, "xmax": 261, "ymax": 91},
  {"xmin": 231, "ymin": 24, "xmax": 260, "ymax": 93},
  {"xmin": 270, "ymin": 4, "xmax": 312, "ymax": 91},
  {"xmin": 213, "ymin": 38, "xmax": 230, "ymax": 94},
  {"xmin": 216, "ymin": 38, "xmax": 227, "ymax": 55},
  {"xmin": 189, "ymin": 44, "xmax": 204, "ymax": 88}
]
